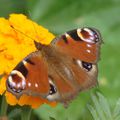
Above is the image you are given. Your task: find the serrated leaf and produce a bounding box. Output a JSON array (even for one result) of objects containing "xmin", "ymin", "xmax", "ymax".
[
  {"xmin": 88, "ymin": 93, "xmax": 120, "ymax": 120},
  {"xmin": 97, "ymin": 92, "xmax": 112, "ymax": 119},
  {"xmin": 113, "ymin": 98, "xmax": 120, "ymax": 119},
  {"xmin": 87, "ymin": 104, "xmax": 100, "ymax": 120},
  {"xmin": 91, "ymin": 93, "xmax": 106, "ymax": 120}
]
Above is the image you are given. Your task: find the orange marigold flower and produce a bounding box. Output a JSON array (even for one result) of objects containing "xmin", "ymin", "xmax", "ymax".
[{"xmin": 0, "ymin": 14, "xmax": 56, "ymax": 108}]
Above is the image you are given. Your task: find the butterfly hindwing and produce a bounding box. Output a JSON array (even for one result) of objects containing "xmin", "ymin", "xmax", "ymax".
[
  {"xmin": 45, "ymin": 53, "xmax": 98, "ymax": 105},
  {"xmin": 46, "ymin": 55, "xmax": 79, "ymax": 103}
]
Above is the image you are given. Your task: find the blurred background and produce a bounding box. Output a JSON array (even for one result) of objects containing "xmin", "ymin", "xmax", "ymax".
[{"xmin": 0, "ymin": 0, "xmax": 120, "ymax": 120}]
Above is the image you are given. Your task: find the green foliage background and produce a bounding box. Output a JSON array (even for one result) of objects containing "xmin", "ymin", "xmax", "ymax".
[{"xmin": 0, "ymin": 0, "xmax": 120, "ymax": 120}]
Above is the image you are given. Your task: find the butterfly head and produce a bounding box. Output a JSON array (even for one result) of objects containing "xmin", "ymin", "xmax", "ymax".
[
  {"xmin": 6, "ymin": 70, "xmax": 26, "ymax": 97},
  {"xmin": 77, "ymin": 27, "xmax": 101, "ymax": 43}
]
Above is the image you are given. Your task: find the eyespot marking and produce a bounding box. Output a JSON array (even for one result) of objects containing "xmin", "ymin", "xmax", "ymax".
[
  {"xmin": 48, "ymin": 79, "xmax": 57, "ymax": 95},
  {"xmin": 7, "ymin": 70, "xmax": 26, "ymax": 93},
  {"xmin": 82, "ymin": 61, "xmax": 92, "ymax": 71},
  {"xmin": 73, "ymin": 59, "xmax": 93, "ymax": 71},
  {"xmin": 46, "ymin": 77, "xmax": 60, "ymax": 101},
  {"xmin": 77, "ymin": 28, "xmax": 100, "ymax": 43}
]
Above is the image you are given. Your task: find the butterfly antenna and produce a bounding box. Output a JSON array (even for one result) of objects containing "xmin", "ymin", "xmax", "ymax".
[
  {"xmin": 10, "ymin": 25, "xmax": 35, "ymax": 41},
  {"xmin": 10, "ymin": 12, "xmax": 40, "ymax": 48}
]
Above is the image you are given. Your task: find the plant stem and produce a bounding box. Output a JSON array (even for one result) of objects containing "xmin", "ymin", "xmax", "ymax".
[
  {"xmin": 0, "ymin": 95, "xmax": 8, "ymax": 116},
  {"xmin": 21, "ymin": 106, "xmax": 32, "ymax": 120}
]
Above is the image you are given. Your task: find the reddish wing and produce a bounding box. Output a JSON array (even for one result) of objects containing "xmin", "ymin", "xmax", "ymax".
[
  {"xmin": 47, "ymin": 56, "xmax": 80, "ymax": 103},
  {"xmin": 51, "ymin": 28, "xmax": 102, "ymax": 63},
  {"xmin": 47, "ymin": 54, "xmax": 98, "ymax": 105},
  {"xmin": 6, "ymin": 51, "xmax": 50, "ymax": 99},
  {"xmin": 46, "ymin": 27, "xmax": 101, "ymax": 105}
]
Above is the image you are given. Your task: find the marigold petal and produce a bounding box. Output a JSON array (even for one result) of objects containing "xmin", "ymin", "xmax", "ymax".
[
  {"xmin": 9, "ymin": 14, "xmax": 55, "ymax": 44},
  {"xmin": 5, "ymin": 92, "xmax": 18, "ymax": 105},
  {"xmin": 0, "ymin": 76, "xmax": 6, "ymax": 95},
  {"xmin": 5, "ymin": 91, "xmax": 57, "ymax": 108}
]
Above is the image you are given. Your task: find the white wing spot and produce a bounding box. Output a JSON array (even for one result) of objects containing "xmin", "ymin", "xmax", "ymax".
[
  {"xmin": 28, "ymin": 82, "xmax": 31, "ymax": 87},
  {"xmin": 86, "ymin": 49, "xmax": 91, "ymax": 53},
  {"xmin": 35, "ymin": 83, "xmax": 38, "ymax": 88},
  {"xmin": 22, "ymin": 60, "xmax": 27, "ymax": 65},
  {"xmin": 87, "ymin": 44, "xmax": 92, "ymax": 47},
  {"xmin": 65, "ymin": 33, "xmax": 71, "ymax": 38}
]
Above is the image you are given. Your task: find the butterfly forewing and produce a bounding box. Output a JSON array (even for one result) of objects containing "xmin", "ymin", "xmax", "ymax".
[
  {"xmin": 51, "ymin": 28, "xmax": 101, "ymax": 63},
  {"xmin": 6, "ymin": 51, "xmax": 50, "ymax": 98}
]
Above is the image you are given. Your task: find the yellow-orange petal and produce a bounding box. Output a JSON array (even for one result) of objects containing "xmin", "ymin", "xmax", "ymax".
[
  {"xmin": 5, "ymin": 92, "xmax": 18, "ymax": 105},
  {"xmin": 9, "ymin": 14, "xmax": 55, "ymax": 45},
  {"xmin": 5, "ymin": 92, "xmax": 57, "ymax": 108},
  {"xmin": 0, "ymin": 75, "xmax": 7, "ymax": 95}
]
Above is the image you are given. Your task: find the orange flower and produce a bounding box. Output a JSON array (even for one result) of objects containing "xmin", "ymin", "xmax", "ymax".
[{"xmin": 0, "ymin": 14, "xmax": 56, "ymax": 108}]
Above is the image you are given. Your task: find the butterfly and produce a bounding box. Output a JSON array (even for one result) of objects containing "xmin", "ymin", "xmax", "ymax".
[{"xmin": 6, "ymin": 27, "xmax": 102, "ymax": 106}]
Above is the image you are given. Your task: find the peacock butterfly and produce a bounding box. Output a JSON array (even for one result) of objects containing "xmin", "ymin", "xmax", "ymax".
[{"xmin": 6, "ymin": 27, "xmax": 102, "ymax": 106}]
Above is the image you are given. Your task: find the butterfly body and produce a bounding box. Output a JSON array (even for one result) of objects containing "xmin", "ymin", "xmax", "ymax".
[{"xmin": 6, "ymin": 27, "xmax": 102, "ymax": 106}]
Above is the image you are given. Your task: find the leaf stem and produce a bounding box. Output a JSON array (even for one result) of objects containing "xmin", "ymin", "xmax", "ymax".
[
  {"xmin": 0, "ymin": 95, "xmax": 8, "ymax": 116},
  {"xmin": 21, "ymin": 106, "xmax": 32, "ymax": 120}
]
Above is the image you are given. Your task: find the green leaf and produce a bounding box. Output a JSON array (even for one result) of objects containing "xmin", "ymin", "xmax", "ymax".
[
  {"xmin": 8, "ymin": 108, "xmax": 22, "ymax": 119},
  {"xmin": 113, "ymin": 98, "xmax": 120, "ymax": 119},
  {"xmin": 0, "ymin": 96, "xmax": 8, "ymax": 116},
  {"xmin": 87, "ymin": 104, "xmax": 100, "ymax": 120},
  {"xmin": 0, "ymin": 0, "xmax": 28, "ymax": 17},
  {"xmin": 91, "ymin": 93, "xmax": 107, "ymax": 120},
  {"xmin": 49, "ymin": 117, "xmax": 56, "ymax": 120},
  {"xmin": 97, "ymin": 92, "xmax": 112, "ymax": 119},
  {"xmin": 88, "ymin": 92, "xmax": 120, "ymax": 120},
  {"xmin": 21, "ymin": 106, "xmax": 32, "ymax": 120}
]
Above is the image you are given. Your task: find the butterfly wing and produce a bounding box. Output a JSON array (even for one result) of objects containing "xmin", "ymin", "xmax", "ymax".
[
  {"xmin": 44, "ymin": 27, "xmax": 101, "ymax": 105},
  {"xmin": 51, "ymin": 27, "xmax": 102, "ymax": 63},
  {"xmin": 46, "ymin": 54, "xmax": 98, "ymax": 105},
  {"xmin": 6, "ymin": 51, "xmax": 50, "ymax": 99},
  {"xmin": 46, "ymin": 56, "xmax": 79, "ymax": 103}
]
